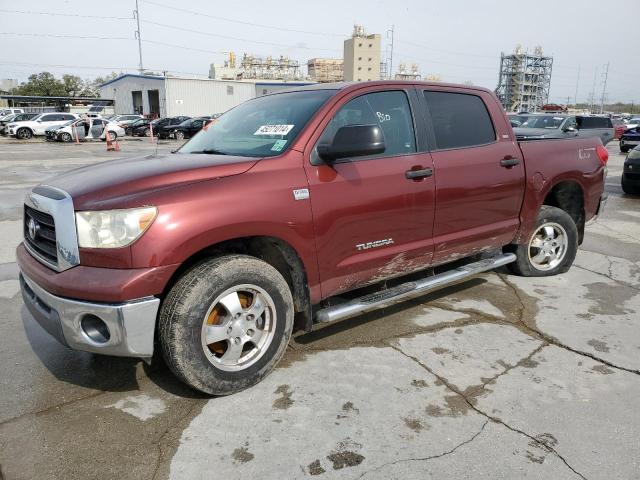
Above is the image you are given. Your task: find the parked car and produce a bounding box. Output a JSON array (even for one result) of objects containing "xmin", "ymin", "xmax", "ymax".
[
  {"xmin": 612, "ymin": 118, "xmax": 627, "ymax": 139},
  {"xmin": 97, "ymin": 121, "xmax": 126, "ymax": 141},
  {"xmin": 622, "ymin": 145, "xmax": 640, "ymax": 194},
  {"xmin": 0, "ymin": 108, "xmax": 24, "ymax": 116},
  {"xmin": 166, "ymin": 117, "xmax": 211, "ymax": 140},
  {"xmin": 507, "ymin": 113, "xmax": 531, "ymax": 128},
  {"xmin": 0, "ymin": 113, "xmax": 37, "ymax": 134},
  {"xmin": 7, "ymin": 112, "xmax": 78, "ymax": 139},
  {"xmin": 17, "ymin": 81, "xmax": 607, "ymax": 395},
  {"xmin": 45, "ymin": 118, "xmax": 116, "ymax": 142},
  {"xmin": 620, "ymin": 126, "xmax": 640, "ymax": 153},
  {"xmin": 125, "ymin": 118, "xmax": 152, "ymax": 137},
  {"xmin": 155, "ymin": 116, "xmax": 192, "ymax": 139},
  {"xmin": 513, "ymin": 114, "xmax": 614, "ymax": 145},
  {"xmin": 111, "ymin": 114, "xmax": 143, "ymax": 126}
]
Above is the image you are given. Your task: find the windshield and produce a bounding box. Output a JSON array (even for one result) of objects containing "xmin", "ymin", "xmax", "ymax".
[
  {"xmin": 180, "ymin": 89, "xmax": 335, "ymax": 157},
  {"xmin": 520, "ymin": 115, "xmax": 566, "ymax": 129}
]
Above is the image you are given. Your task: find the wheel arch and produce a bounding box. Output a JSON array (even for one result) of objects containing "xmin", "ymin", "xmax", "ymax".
[
  {"xmin": 161, "ymin": 235, "xmax": 313, "ymax": 332},
  {"xmin": 541, "ymin": 180, "xmax": 586, "ymax": 244}
]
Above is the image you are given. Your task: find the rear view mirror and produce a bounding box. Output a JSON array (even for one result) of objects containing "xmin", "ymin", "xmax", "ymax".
[{"xmin": 317, "ymin": 124, "xmax": 385, "ymax": 162}]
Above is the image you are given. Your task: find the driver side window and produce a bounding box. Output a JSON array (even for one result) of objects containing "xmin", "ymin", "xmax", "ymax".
[{"xmin": 317, "ymin": 90, "xmax": 416, "ymax": 161}]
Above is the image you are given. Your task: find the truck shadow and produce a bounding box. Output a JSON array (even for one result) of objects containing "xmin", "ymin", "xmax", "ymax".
[
  {"xmin": 21, "ymin": 305, "xmax": 202, "ymax": 398},
  {"xmin": 295, "ymin": 277, "xmax": 487, "ymax": 345}
]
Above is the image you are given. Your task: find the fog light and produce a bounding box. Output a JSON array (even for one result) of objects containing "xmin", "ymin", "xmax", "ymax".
[{"xmin": 80, "ymin": 314, "xmax": 110, "ymax": 344}]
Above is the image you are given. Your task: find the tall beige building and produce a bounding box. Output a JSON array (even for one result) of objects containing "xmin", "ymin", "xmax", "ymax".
[
  {"xmin": 307, "ymin": 58, "xmax": 344, "ymax": 83},
  {"xmin": 343, "ymin": 25, "xmax": 382, "ymax": 81}
]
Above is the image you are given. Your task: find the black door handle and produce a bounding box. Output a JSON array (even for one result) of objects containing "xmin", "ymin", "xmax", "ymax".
[
  {"xmin": 500, "ymin": 158, "xmax": 520, "ymax": 168},
  {"xmin": 405, "ymin": 168, "xmax": 433, "ymax": 180}
]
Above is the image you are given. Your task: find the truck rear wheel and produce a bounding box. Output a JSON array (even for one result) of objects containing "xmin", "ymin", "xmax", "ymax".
[
  {"xmin": 507, "ymin": 206, "xmax": 578, "ymax": 277},
  {"xmin": 159, "ymin": 255, "xmax": 294, "ymax": 395}
]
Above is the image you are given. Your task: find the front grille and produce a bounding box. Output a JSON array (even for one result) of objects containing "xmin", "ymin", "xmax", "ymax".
[{"xmin": 24, "ymin": 205, "xmax": 58, "ymax": 265}]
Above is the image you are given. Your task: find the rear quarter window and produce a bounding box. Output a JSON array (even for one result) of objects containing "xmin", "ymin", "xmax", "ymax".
[
  {"xmin": 578, "ymin": 116, "xmax": 613, "ymax": 129},
  {"xmin": 423, "ymin": 91, "xmax": 496, "ymax": 150}
]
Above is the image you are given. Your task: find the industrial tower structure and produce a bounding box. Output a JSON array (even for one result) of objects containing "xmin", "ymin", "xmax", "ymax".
[{"xmin": 496, "ymin": 46, "xmax": 553, "ymax": 112}]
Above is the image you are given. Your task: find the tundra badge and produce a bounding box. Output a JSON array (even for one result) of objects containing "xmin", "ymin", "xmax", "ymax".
[
  {"xmin": 356, "ymin": 238, "xmax": 394, "ymax": 251},
  {"xmin": 292, "ymin": 188, "xmax": 310, "ymax": 200}
]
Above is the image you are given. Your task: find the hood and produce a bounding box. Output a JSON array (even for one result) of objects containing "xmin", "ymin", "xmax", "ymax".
[
  {"xmin": 513, "ymin": 127, "xmax": 564, "ymax": 139},
  {"xmin": 45, "ymin": 124, "xmax": 64, "ymax": 132},
  {"xmin": 45, "ymin": 152, "xmax": 260, "ymax": 208}
]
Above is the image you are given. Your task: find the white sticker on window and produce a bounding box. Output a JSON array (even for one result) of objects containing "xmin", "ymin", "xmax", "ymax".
[
  {"xmin": 553, "ymin": 117, "xmax": 564, "ymax": 120},
  {"xmin": 254, "ymin": 124, "xmax": 294, "ymax": 136}
]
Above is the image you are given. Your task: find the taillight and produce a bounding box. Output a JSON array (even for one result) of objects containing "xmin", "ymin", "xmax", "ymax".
[{"xmin": 596, "ymin": 145, "xmax": 609, "ymax": 166}]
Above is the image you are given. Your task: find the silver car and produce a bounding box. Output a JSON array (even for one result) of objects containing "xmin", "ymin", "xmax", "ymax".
[{"xmin": 513, "ymin": 114, "xmax": 614, "ymax": 145}]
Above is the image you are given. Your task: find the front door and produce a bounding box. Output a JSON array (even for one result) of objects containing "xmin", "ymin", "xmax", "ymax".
[
  {"xmin": 303, "ymin": 88, "xmax": 436, "ymax": 298},
  {"xmin": 420, "ymin": 89, "xmax": 525, "ymax": 265}
]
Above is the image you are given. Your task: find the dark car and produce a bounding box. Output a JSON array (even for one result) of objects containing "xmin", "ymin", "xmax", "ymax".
[
  {"xmin": 155, "ymin": 116, "xmax": 191, "ymax": 139},
  {"xmin": 622, "ymin": 145, "xmax": 640, "ymax": 194},
  {"xmin": 166, "ymin": 117, "xmax": 211, "ymax": 140},
  {"xmin": 620, "ymin": 126, "xmax": 640, "ymax": 153},
  {"xmin": 126, "ymin": 118, "xmax": 152, "ymax": 137}
]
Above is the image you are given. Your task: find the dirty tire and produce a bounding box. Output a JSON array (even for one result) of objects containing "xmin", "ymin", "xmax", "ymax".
[
  {"xmin": 507, "ymin": 205, "xmax": 578, "ymax": 277},
  {"xmin": 159, "ymin": 255, "xmax": 294, "ymax": 395},
  {"xmin": 621, "ymin": 176, "xmax": 640, "ymax": 195}
]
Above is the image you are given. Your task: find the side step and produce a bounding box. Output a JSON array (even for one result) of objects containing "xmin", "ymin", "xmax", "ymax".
[{"xmin": 315, "ymin": 253, "xmax": 516, "ymax": 324}]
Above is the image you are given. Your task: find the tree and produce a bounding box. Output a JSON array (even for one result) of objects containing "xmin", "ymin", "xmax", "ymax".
[
  {"xmin": 11, "ymin": 72, "xmax": 66, "ymax": 96},
  {"xmin": 61, "ymin": 74, "xmax": 84, "ymax": 97},
  {"xmin": 82, "ymin": 71, "xmax": 120, "ymax": 97}
]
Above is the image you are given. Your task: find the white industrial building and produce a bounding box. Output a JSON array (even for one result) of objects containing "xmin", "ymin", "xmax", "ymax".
[{"xmin": 98, "ymin": 74, "xmax": 314, "ymax": 117}]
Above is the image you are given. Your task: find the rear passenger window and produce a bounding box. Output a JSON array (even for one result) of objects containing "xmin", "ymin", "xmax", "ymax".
[
  {"xmin": 318, "ymin": 90, "xmax": 416, "ymax": 159},
  {"xmin": 424, "ymin": 91, "xmax": 496, "ymax": 149},
  {"xmin": 577, "ymin": 117, "xmax": 613, "ymax": 129},
  {"xmin": 40, "ymin": 115, "xmax": 57, "ymax": 122}
]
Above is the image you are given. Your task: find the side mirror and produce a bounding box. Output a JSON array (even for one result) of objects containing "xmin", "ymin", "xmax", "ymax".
[
  {"xmin": 317, "ymin": 124, "xmax": 385, "ymax": 162},
  {"xmin": 564, "ymin": 126, "xmax": 576, "ymax": 132}
]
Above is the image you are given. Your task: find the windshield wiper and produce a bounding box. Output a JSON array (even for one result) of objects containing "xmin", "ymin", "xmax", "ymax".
[{"xmin": 189, "ymin": 148, "xmax": 230, "ymax": 155}]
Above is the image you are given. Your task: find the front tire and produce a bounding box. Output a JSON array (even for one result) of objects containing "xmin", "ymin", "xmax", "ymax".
[
  {"xmin": 159, "ymin": 255, "xmax": 294, "ymax": 395},
  {"xmin": 622, "ymin": 176, "xmax": 640, "ymax": 195},
  {"xmin": 16, "ymin": 128, "xmax": 32, "ymax": 139},
  {"xmin": 507, "ymin": 206, "xmax": 578, "ymax": 277},
  {"xmin": 175, "ymin": 130, "xmax": 185, "ymax": 140},
  {"xmin": 60, "ymin": 132, "xmax": 72, "ymax": 143}
]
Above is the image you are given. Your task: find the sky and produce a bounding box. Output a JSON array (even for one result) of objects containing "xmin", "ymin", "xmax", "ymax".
[{"xmin": 0, "ymin": 0, "xmax": 637, "ymax": 103}]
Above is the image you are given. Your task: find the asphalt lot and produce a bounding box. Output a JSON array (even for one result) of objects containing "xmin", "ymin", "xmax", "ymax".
[{"xmin": 0, "ymin": 136, "xmax": 638, "ymax": 480}]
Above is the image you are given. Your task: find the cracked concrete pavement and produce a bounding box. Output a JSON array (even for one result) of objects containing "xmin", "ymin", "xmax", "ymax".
[{"xmin": 0, "ymin": 139, "xmax": 638, "ymax": 479}]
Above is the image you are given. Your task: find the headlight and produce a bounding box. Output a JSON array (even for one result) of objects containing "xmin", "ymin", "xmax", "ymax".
[
  {"xmin": 8, "ymin": 123, "xmax": 16, "ymax": 128},
  {"xmin": 76, "ymin": 207, "xmax": 157, "ymax": 248}
]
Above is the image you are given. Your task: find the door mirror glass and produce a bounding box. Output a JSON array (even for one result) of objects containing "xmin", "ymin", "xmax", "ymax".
[
  {"xmin": 564, "ymin": 126, "xmax": 576, "ymax": 132},
  {"xmin": 317, "ymin": 124, "xmax": 385, "ymax": 162}
]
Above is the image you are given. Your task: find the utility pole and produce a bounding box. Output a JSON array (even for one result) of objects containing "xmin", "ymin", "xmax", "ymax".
[
  {"xmin": 134, "ymin": 0, "xmax": 144, "ymax": 74},
  {"xmin": 573, "ymin": 65, "xmax": 580, "ymax": 108},
  {"xmin": 599, "ymin": 62, "xmax": 609, "ymax": 114},
  {"xmin": 588, "ymin": 66, "xmax": 598, "ymax": 112},
  {"xmin": 386, "ymin": 25, "xmax": 394, "ymax": 80}
]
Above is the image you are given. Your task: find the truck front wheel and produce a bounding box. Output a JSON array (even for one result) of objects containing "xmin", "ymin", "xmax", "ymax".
[
  {"xmin": 159, "ymin": 255, "xmax": 294, "ymax": 395},
  {"xmin": 507, "ymin": 206, "xmax": 578, "ymax": 277}
]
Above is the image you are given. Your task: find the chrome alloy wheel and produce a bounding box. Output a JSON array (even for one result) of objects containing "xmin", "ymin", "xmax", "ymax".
[
  {"xmin": 528, "ymin": 222, "xmax": 568, "ymax": 271},
  {"xmin": 200, "ymin": 284, "xmax": 276, "ymax": 372}
]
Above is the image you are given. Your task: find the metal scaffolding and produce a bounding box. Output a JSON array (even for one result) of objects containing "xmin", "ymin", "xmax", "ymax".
[{"xmin": 496, "ymin": 46, "xmax": 553, "ymax": 113}]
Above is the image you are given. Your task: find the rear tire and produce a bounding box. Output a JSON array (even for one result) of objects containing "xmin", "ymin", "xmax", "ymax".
[
  {"xmin": 159, "ymin": 255, "xmax": 294, "ymax": 395},
  {"xmin": 507, "ymin": 206, "xmax": 578, "ymax": 277},
  {"xmin": 175, "ymin": 130, "xmax": 185, "ymax": 140},
  {"xmin": 622, "ymin": 176, "xmax": 640, "ymax": 195}
]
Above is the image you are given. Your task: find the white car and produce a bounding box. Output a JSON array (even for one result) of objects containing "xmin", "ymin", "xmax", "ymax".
[
  {"xmin": 7, "ymin": 112, "xmax": 78, "ymax": 139},
  {"xmin": 111, "ymin": 114, "xmax": 143, "ymax": 126},
  {"xmin": 624, "ymin": 118, "xmax": 640, "ymax": 130},
  {"xmin": 0, "ymin": 108, "xmax": 24, "ymax": 116},
  {"xmin": 97, "ymin": 121, "xmax": 126, "ymax": 141},
  {"xmin": 44, "ymin": 118, "xmax": 124, "ymax": 142}
]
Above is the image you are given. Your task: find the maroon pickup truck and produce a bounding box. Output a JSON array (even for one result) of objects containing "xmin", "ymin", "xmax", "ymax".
[{"xmin": 17, "ymin": 81, "xmax": 608, "ymax": 395}]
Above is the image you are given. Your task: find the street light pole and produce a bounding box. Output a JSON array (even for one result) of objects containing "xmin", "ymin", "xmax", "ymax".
[{"xmin": 134, "ymin": 0, "xmax": 144, "ymax": 74}]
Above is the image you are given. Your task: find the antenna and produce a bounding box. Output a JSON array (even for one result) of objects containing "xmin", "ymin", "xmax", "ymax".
[{"xmin": 134, "ymin": 0, "xmax": 144, "ymax": 74}]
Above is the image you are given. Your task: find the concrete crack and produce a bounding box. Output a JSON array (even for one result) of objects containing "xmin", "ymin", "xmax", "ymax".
[
  {"xmin": 387, "ymin": 343, "xmax": 588, "ymax": 480},
  {"xmin": 477, "ymin": 342, "xmax": 547, "ymax": 391},
  {"xmin": 356, "ymin": 420, "xmax": 488, "ymax": 479},
  {"xmin": 498, "ymin": 273, "xmax": 640, "ymax": 377},
  {"xmin": 573, "ymin": 264, "xmax": 639, "ymax": 292}
]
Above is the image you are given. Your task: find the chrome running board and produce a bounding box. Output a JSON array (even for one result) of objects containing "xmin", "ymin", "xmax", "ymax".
[{"xmin": 315, "ymin": 253, "xmax": 516, "ymax": 324}]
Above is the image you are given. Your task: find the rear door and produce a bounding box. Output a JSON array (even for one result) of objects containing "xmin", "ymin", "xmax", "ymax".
[
  {"xmin": 303, "ymin": 87, "xmax": 436, "ymax": 297},
  {"xmin": 420, "ymin": 88, "xmax": 525, "ymax": 265},
  {"xmin": 577, "ymin": 116, "xmax": 614, "ymax": 145}
]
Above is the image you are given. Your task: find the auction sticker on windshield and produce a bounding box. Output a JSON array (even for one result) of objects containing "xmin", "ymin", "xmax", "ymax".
[
  {"xmin": 271, "ymin": 139, "xmax": 288, "ymax": 151},
  {"xmin": 254, "ymin": 124, "xmax": 294, "ymax": 135}
]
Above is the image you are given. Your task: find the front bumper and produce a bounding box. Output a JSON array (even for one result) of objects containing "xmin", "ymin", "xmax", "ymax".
[{"xmin": 20, "ymin": 272, "xmax": 160, "ymax": 358}]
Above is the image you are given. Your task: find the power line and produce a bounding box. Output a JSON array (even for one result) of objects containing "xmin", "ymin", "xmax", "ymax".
[
  {"xmin": 141, "ymin": 19, "xmax": 342, "ymax": 52},
  {"xmin": 0, "ymin": 32, "xmax": 132, "ymax": 40},
  {"xmin": 0, "ymin": 8, "xmax": 132, "ymax": 20},
  {"xmin": 396, "ymin": 39, "xmax": 496, "ymax": 59},
  {"xmin": 143, "ymin": 39, "xmax": 228, "ymax": 55},
  {"xmin": 140, "ymin": 0, "xmax": 344, "ymax": 37}
]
